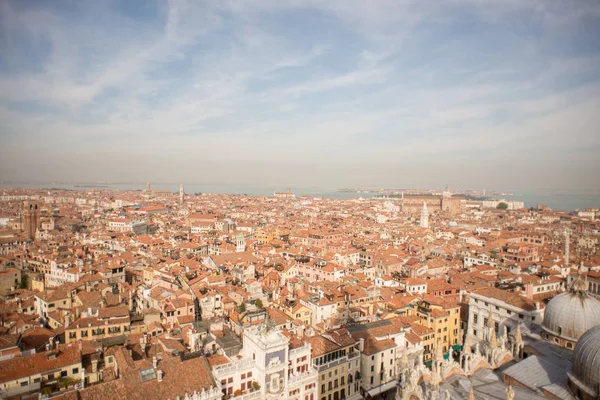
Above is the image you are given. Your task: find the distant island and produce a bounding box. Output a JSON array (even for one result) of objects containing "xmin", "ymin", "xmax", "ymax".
[
  {"xmin": 338, "ymin": 188, "xmax": 512, "ymax": 197},
  {"xmin": 74, "ymin": 184, "xmax": 109, "ymax": 188}
]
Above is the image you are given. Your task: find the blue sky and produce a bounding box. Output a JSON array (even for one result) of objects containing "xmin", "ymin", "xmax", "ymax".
[{"xmin": 1, "ymin": 0, "xmax": 599, "ymax": 191}]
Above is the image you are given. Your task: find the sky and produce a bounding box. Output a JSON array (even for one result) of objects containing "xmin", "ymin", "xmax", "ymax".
[{"xmin": 0, "ymin": 0, "xmax": 599, "ymax": 192}]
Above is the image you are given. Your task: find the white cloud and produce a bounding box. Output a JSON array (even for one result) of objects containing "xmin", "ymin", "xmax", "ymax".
[{"xmin": 0, "ymin": 0, "xmax": 599, "ymax": 190}]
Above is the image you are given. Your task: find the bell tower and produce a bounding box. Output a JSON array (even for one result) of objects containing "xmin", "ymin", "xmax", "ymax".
[
  {"xmin": 236, "ymin": 233, "xmax": 246, "ymax": 253},
  {"xmin": 419, "ymin": 202, "xmax": 429, "ymax": 228},
  {"xmin": 22, "ymin": 201, "xmax": 41, "ymax": 240}
]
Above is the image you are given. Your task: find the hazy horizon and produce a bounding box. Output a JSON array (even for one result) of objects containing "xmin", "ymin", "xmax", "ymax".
[{"xmin": 1, "ymin": 1, "xmax": 599, "ymax": 191}]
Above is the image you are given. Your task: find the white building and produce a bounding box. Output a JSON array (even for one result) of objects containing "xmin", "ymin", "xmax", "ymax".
[
  {"xmin": 419, "ymin": 202, "xmax": 429, "ymax": 228},
  {"xmin": 398, "ymin": 278, "xmax": 427, "ymax": 294},
  {"xmin": 45, "ymin": 260, "xmax": 81, "ymax": 288},
  {"xmin": 481, "ymin": 200, "xmax": 525, "ymax": 210},
  {"xmin": 467, "ymin": 288, "xmax": 544, "ymax": 343},
  {"xmin": 107, "ymin": 218, "xmax": 147, "ymax": 234},
  {"xmin": 463, "ymin": 254, "xmax": 497, "ymax": 268},
  {"xmin": 213, "ymin": 323, "xmax": 318, "ymax": 400}
]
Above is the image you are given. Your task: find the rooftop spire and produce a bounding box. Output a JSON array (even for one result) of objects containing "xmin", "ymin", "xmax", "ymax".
[{"xmin": 468, "ymin": 386, "xmax": 475, "ymax": 400}]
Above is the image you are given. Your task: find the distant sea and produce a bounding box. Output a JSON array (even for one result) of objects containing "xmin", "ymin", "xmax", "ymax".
[{"xmin": 1, "ymin": 182, "xmax": 599, "ymax": 212}]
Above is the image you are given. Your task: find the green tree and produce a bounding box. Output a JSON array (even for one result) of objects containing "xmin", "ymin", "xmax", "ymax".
[
  {"xmin": 19, "ymin": 274, "xmax": 29, "ymax": 289},
  {"xmin": 238, "ymin": 303, "xmax": 246, "ymax": 313},
  {"xmin": 255, "ymin": 299, "xmax": 263, "ymax": 309},
  {"xmin": 497, "ymin": 202, "xmax": 509, "ymax": 210}
]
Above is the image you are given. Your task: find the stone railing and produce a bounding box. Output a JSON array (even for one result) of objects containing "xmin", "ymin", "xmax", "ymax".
[
  {"xmin": 287, "ymin": 368, "xmax": 318, "ymax": 388},
  {"xmin": 213, "ymin": 359, "xmax": 255, "ymax": 377}
]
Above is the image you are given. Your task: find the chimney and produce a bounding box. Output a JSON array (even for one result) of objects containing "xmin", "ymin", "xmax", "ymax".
[
  {"xmin": 358, "ymin": 338, "xmax": 364, "ymax": 352},
  {"xmin": 152, "ymin": 356, "xmax": 157, "ymax": 369},
  {"xmin": 92, "ymin": 359, "xmax": 98, "ymax": 372},
  {"xmin": 49, "ymin": 337, "xmax": 55, "ymax": 350},
  {"xmin": 157, "ymin": 369, "xmax": 163, "ymax": 382}
]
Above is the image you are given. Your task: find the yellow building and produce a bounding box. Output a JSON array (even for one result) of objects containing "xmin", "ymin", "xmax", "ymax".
[
  {"xmin": 65, "ymin": 306, "xmax": 131, "ymax": 344},
  {"xmin": 254, "ymin": 228, "xmax": 279, "ymax": 244},
  {"xmin": 401, "ymin": 317, "xmax": 435, "ymax": 362},
  {"xmin": 306, "ymin": 332, "xmax": 362, "ymax": 400},
  {"xmin": 410, "ymin": 298, "xmax": 461, "ymax": 356}
]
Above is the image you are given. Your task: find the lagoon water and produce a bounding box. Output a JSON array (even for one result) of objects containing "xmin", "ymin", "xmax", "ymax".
[{"xmin": 1, "ymin": 182, "xmax": 599, "ymax": 212}]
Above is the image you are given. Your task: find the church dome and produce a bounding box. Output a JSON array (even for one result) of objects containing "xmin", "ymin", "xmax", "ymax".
[
  {"xmin": 542, "ymin": 279, "xmax": 600, "ymax": 342},
  {"xmin": 570, "ymin": 326, "xmax": 600, "ymax": 395}
]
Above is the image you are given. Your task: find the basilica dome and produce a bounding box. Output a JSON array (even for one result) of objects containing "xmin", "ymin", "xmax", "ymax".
[
  {"xmin": 569, "ymin": 326, "xmax": 600, "ymax": 397},
  {"xmin": 542, "ymin": 277, "xmax": 600, "ymax": 344}
]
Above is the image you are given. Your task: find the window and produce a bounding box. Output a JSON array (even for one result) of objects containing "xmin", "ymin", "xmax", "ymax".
[
  {"xmin": 73, "ymin": 368, "xmax": 79, "ymax": 374},
  {"xmin": 21, "ymin": 382, "xmax": 28, "ymax": 387}
]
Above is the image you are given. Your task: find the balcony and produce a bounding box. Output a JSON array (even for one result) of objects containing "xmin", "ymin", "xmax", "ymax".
[
  {"xmin": 315, "ymin": 352, "xmax": 358, "ymax": 373},
  {"xmin": 287, "ymin": 368, "xmax": 318, "ymax": 388},
  {"xmin": 230, "ymin": 391, "xmax": 263, "ymax": 400}
]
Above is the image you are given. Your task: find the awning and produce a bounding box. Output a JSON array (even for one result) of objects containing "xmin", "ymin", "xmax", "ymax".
[
  {"xmin": 452, "ymin": 345, "xmax": 463, "ymax": 351},
  {"xmin": 366, "ymin": 380, "xmax": 398, "ymax": 397}
]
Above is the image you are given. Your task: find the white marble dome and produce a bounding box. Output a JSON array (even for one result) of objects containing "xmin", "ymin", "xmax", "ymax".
[
  {"xmin": 542, "ymin": 280, "xmax": 600, "ymax": 341},
  {"xmin": 570, "ymin": 326, "xmax": 600, "ymax": 395}
]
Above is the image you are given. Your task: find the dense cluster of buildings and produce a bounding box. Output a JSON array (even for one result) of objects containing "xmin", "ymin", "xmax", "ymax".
[{"xmin": 0, "ymin": 186, "xmax": 599, "ymax": 400}]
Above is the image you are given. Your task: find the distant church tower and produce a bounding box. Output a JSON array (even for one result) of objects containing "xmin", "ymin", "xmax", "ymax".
[
  {"xmin": 179, "ymin": 184, "xmax": 185, "ymax": 207},
  {"xmin": 146, "ymin": 181, "xmax": 151, "ymax": 191},
  {"xmin": 21, "ymin": 201, "xmax": 41, "ymax": 240},
  {"xmin": 236, "ymin": 233, "xmax": 246, "ymax": 253},
  {"xmin": 420, "ymin": 202, "xmax": 429, "ymax": 228}
]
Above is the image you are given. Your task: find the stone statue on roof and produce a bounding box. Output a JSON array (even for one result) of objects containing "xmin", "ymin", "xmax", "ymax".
[{"xmin": 505, "ymin": 384, "xmax": 515, "ymax": 400}]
